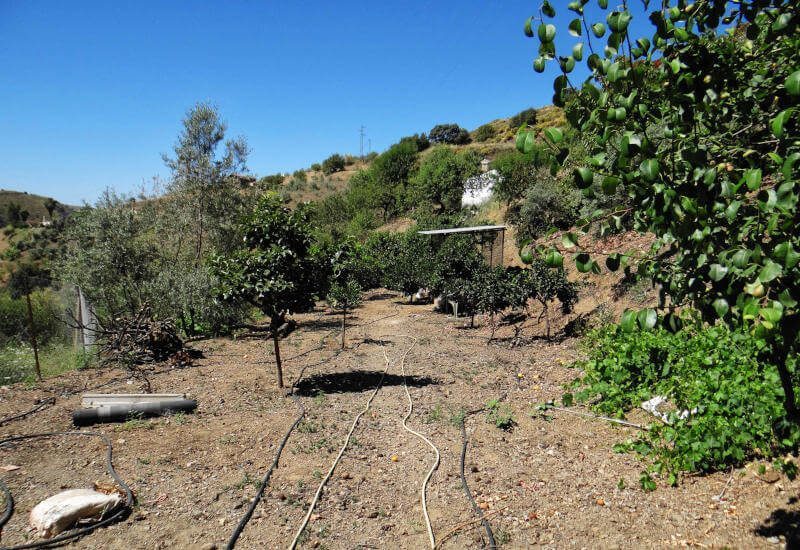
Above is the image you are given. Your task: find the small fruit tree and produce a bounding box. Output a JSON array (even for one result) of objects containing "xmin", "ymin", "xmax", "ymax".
[
  {"xmin": 212, "ymin": 193, "xmax": 317, "ymax": 388},
  {"xmin": 519, "ymin": 1, "xmax": 800, "ymax": 418},
  {"xmin": 513, "ymin": 258, "xmax": 578, "ymax": 339},
  {"xmin": 326, "ymin": 239, "xmax": 364, "ymax": 349}
]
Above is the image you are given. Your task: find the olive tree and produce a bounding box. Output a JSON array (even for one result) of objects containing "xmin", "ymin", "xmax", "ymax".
[
  {"xmin": 520, "ymin": 1, "xmax": 800, "ymax": 417},
  {"xmin": 162, "ymin": 102, "xmax": 249, "ymax": 262},
  {"xmin": 211, "ymin": 193, "xmax": 318, "ymax": 388}
]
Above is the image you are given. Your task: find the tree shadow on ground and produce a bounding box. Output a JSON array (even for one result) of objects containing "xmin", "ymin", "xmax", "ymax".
[
  {"xmin": 366, "ymin": 292, "xmax": 397, "ymax": 301},
  {"xmin": 295, "ymin": 371, "xmax": 436, "ymax": 396},
  {"xmin": 755, "ymin": 503, "xmax": 800, "ymax": 547},
  {"xmin": 362, "ymin": 337, "xmax": 392, "ymax": 345},
  {"xmin": 302, "ymin": 317, "xmax": 358, "ymax": 331}
]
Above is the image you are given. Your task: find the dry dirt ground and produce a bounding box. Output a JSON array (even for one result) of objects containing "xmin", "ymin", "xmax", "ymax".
[{"xmin": 1, "ymin": 291, "xmax": 799, "ymax": 549}]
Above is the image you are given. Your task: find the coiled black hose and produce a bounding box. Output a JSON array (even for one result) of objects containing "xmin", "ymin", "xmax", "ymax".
[{"xmin": 0, "ymin": 431, "xmax": 134, "ymax": 550}]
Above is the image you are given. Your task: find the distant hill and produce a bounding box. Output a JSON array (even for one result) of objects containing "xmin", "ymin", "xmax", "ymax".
[
  {"xmin": 0, "ymin": 190, "xmax": 76, "ymax": 224},
  {"xmin": 277, "ymin": 105, "xmax": 566, "ymax": 204}
]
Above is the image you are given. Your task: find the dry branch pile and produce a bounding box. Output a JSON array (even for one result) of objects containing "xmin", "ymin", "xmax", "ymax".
[{"xmin": 99, "ymin": 307, "xmax": 184, "ymax": 367}]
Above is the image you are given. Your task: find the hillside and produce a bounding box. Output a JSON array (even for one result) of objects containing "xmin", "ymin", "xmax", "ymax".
[
  {"xmin": 276, "ymin": 105, "xmax": 565, "ymax": 205},
  {"xmin": 0, "ymin": 189, "xmax": 75, "ymax": 224}
]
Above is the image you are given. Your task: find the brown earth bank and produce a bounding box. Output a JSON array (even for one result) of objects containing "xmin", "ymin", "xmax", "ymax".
[{"xmin": 0, "ymin": 291, "xmax": 798, "ymax": 549}]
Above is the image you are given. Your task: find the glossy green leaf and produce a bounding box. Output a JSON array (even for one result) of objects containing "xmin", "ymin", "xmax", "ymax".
[
  {"xmin": 544, "ymin": 127, "xmax": 563, "ymax": 144},
  {"xmin": 562, "ymin": 232, "xmax": 578, "ymax": 249},
  {"xmin": 538, "ymin": 23, "xmax": 556, "ymax": 43},
  {"xmin": 534, "ymin": 57, "xmax": 546, "ymax": 73},
  {"xmin": 542, "ymin": 0, "xmax": 556, "ymax": 18},
  {"xmin": 620, "ymin": 309, "xmax": 637, "ymax": 332},
  {"xmin": 592, "ymin": 22, "xmax": 606, "ymax": 37},
  {"xmin": 731, "ymin": 249, "xmax": 751, "ymax": 268},
  {"xmin": 569, "ymin": 18, "xmax": 582, "ymax": 37},
  {"xmin": 601, "ymin": 176, "xmax": 619, "ymax": 195},
  {"xmin": 709, "ymin": 264, "xmax": 728, "ymax": 282},
  {"xmin": 575, "ymin": 252, "xmax": 593, "ymax": 272},
  {"xmin": 545, "ymin": 249, "xmax": 563, "ymax": 268},
  {"xmin": 640, "ymin": 159, "xmax": 660, "ymax": 182},
  {"xmin": 637, "ymin": 308, "xmax": 657, "ymax": 330},
  {"xmin": 771, "ymin": 109, "xmax": 792, "ymax": 139},
  {"xmin": 758, "ymin": 261, "xmax": 783, "ymax": 283},
  {"xmin": 760, "ymin": 307, "xmax": 783, "ymax": 324},
  {"xmin": 520, "ymin": 249, "xmax": 534, "ymax": 265},
  {"xmin": 572, "ymin": 42, "xmax": 584, "ymax": 61},
  {"xmin": 524, "ymin": 17, "xmax": 534, "ymax": 37},
  {"xmin": 743, "ymin": 168, "xmax": 762, "ymax": 191},
  {"xmin": 778, "ymin": 290, "xmax": 798, "ymax": 308},
  {"xmin": 574, "ymin": 167, "xmax": 593, "ymax": 189},
  {"xmin": 712, "ymin": 298, "xmax": 729, "ymax": 318},
  {"xmin": 522, "ymin": 131, "xmax": 536, "ymax": 154},
  {"xmin": 772, "ymin": 12, "xmax": 792, "ymax": 31},
  {"xmin": 787, "ymin": 70, "xmax": 800, "ymax": 97}
]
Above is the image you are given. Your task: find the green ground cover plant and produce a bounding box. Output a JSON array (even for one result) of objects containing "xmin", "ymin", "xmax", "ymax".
[{"xmin": 569, "ymin": 321, "xmax": 800, "ymax": 482}]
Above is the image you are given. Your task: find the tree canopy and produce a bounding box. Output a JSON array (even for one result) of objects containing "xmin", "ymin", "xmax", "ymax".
[{"xmin": 519, "ymin": 0, "xmax": 800, "ymax": 417}]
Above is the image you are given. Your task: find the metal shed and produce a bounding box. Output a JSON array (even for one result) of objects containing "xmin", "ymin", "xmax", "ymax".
[{"xmin": 418, "ymin": 224, "xmax": 506, "ymax": 267}]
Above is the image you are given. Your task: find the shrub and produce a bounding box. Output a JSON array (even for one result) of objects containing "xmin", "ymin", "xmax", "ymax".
[
  {"xmin": 490, "ymin": 150, "xmax": 548, "ymax": 206},
  {"xmin": 310, "ymin": 163, "xmax": 322, "ymax": 171},
  {"xmin": 473, "ymin": 124, "xmax": 496, "ymax": 142},
  {"xmin": 514, "ymin": 167, "xmax": 581, "ymax": 244},
  {"xmin": 0, "ymin": 289, "xmax": 64, "ymax": 346},
  {"xmin": 427, "ymin": 235, "xmax": 485, "ymax": 296},
  {"xmin": 429, "ymin": 124, "xmax": 471, "ymax": 145},
  {"xmin": 322, "ymin": 154, "xmax": 346, "ymax": 175},
  {"xmin": 292, "ymin": 170, "xmax": 307, "ymax": 183},
  {"xmin": 408, "ymin": 147, "xmax": 480, "ymax": 213},
  {"xmin": 365, "ymin": 231, "xmax": 434, "ymax": 299},
  {"xmin": 570, "ymin": 322, "xmax": 800, "ymax": 481},
  {"xmin": 399, "ymin": 133, "xmax": 430, "ymax": 151},
  {"xmin": 509, "ymin": 108, "xmax": 537, "ymax": 129},
  {"xmin": 259, "ymin": 173, "xmax": 285, "ymax": 189},
  {"xmin": 369, "ymin": 141, "xmax": 419, "ymax": 219}
]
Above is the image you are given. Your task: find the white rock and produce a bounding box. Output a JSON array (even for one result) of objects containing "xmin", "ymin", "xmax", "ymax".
[{"xmin": 29, "ymin": 489, "xmax": 122, "ymax": 539}]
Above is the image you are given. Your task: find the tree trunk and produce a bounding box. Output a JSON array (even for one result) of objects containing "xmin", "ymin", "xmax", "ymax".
[
  {"xmin": 26, "ymin": 293, "xmax": 42, "ymax": 382},
  {"xmin": 776, "ymin": 358, "xmax": 798, "ymax": 421},
  {"xmin": 470, "ymin": 313, "xmax": 475, "ymax": 328},
  {"xmin": 775, "ymin": 319, "xmax": 799, "ymax": 421},
  {"xmin": 272, "ymin": 332, "xmax": 284, "ymax": 388},
  {"xmin": 541, "ymin": 301, "xmax": 551, "ymax": 340},
  {"xmin": 341, "ymin": 308, "xmax": 346, "ymax": 349}
]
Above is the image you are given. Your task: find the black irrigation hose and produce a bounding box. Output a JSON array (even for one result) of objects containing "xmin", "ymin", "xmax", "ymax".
[
  {"xmin": 226, "ymin": 306, "xmax": 400, "ymax": 548},
  {"xmin": 225, "ymin": 394, "xmax": 306, "ymax": 550},
  {"xmin": 0, "ymin": 431, "xmax": 134, "ymax": 550},
  {"xmin": 0, "ymin": 481, "xmax": 12, "ymax": 534},
  {"xmin": 459, "ymin": 419, "xmax": 496, "ymax": 549},
  {"xmin": 0, "ymin": 399, "xmax": 56, "ymax": 428}
]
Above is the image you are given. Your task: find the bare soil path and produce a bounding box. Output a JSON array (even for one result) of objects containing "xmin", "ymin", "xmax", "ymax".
[{"xmin": 0, "ymin": 291, "xmax": 798, "ymax": 549}]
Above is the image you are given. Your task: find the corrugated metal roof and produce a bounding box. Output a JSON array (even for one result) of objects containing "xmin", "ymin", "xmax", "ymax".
[{"xmin": 417, "ymin": 225, "xmax": 506, "ymax": 235}]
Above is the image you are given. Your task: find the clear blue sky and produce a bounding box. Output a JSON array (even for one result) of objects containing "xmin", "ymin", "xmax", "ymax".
[{"xmin": 0, "ymin": 1, "xmax": 651, "ymax": 205}]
